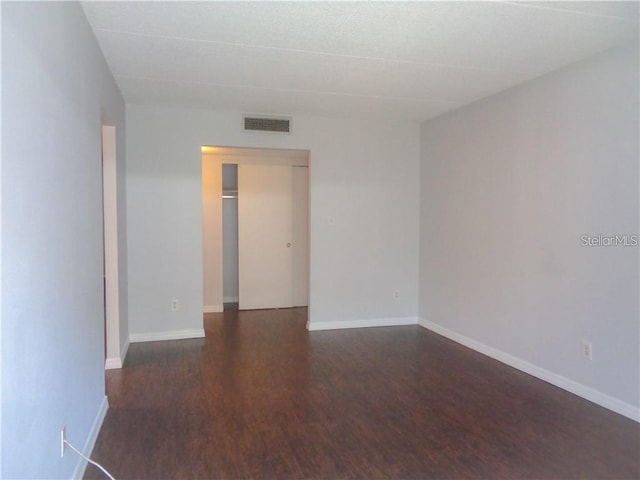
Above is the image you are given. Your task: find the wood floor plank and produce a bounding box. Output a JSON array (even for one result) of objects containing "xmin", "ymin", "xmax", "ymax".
[{"xmin": 85, "ymin": 307, "xmax": 639, "ymax": 479}]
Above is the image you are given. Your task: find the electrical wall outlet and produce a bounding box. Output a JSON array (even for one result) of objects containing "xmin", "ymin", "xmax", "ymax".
[
  {"xmin": 393, "ymin": 290, "xmax": 400, "ymax": 299},
  {"xmin": 582, "ymin": 340, "xmax": 593, "ymax": 361},
  {"xmin": 60, "ymin": 426, "xmax": 66, "ymax": 458},
  {"xmin": 171, "ymin": 298, "xmax": 179, "ymax": 311}
]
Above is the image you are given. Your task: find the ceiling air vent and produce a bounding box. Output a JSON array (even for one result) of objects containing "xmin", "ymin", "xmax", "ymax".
[{"xmin": 243, "ymin": 114, "xmax": 291, "ymax": 134}]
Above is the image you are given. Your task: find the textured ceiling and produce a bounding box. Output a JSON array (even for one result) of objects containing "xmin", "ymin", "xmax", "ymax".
[{"xmin": 82, "ymin": 1, "xmax": 639, "ymax": 122}]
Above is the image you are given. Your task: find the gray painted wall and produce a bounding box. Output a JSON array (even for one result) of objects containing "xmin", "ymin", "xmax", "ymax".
[
  {"xmin": 1, "ymin": 3, "xmax": 126, "ymax": 477},
  {"xmin": 419, "ymin": 44, "xmax": 639, "ymax": 417},
  {"xmin": 126, "ymin": 105, "xmax": 420, "ymax": 336},
  {"xmin": 222, "ymin": 198, "xmax": 239, "ymax": 301}
]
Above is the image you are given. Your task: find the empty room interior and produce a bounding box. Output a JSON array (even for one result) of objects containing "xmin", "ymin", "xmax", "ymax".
[{"xmin": 1, "ymin": 1, "xmax": 639, "ymax": 479}]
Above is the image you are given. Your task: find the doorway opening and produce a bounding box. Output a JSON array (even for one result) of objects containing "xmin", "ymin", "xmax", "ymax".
[
  {"xmin": 201, "ymin": 146, "xmax": 310, "ymax": 317},
  {"xmin": 222, "ymin": 164, "xmax": 239, "ymax": 310},
  {"xmin": 102, "ymin": 125, "xmax": 122, "ymax": 369}
]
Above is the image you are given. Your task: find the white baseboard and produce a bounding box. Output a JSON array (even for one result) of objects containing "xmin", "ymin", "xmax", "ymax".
[
  {"xmin": 223, "ymin": 296, "xmax": 239, "ymax": 303},
  {"xmin": 418, "ymin": 317, "xmax": 639, "ymax": 422},
  {"xmin": 308, "ymin": 316, "xmax": 418, "ymax": 331},
  {"xmin": 203, "ymin": 304, "xmax": 223, "ymax": 313},
  {"xmin": 129, "ymin": 329, "xmax": 206, "ymax": 343},
  {"xmin": 72, "ymin": 396, "xmax": 109, "ymax": 480},
  {"xmin": 104, "ymin": 338, "xmax": 130, "ymax": 370},
  {"xmin": 104, "ymin": 357, "xmax": 122, "ymax": 370}
]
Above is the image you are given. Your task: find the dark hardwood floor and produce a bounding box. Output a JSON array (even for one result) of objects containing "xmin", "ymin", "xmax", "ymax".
[{"xmin": 86, "ymin": 306, "xmax": 639, "ymax": 479}]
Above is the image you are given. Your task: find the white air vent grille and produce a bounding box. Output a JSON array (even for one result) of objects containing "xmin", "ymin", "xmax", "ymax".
[{"xmin": 243, "ymin": 115, "xmax": 291, "ymax": 133}]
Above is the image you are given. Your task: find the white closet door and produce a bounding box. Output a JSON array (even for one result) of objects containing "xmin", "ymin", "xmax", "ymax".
[
  {"xmin": 292, "ymin": 166, "xmax": 309, "ymax": 307},
  {"xmin": 238, "ymin": 164, "xmax": 293, "ymax": 310}
]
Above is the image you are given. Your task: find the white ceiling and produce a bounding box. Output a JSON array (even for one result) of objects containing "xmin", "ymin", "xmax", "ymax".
[{"xmin": 82, "ymin": 1, "xmax": 639, "ymax": 122}]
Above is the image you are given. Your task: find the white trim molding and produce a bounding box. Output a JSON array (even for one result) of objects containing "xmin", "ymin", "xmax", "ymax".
[
  {"xmin": 418, "ymin": 318, "xmax": 639, "ymax": 422},
  {"xmin": 104, "ymin": 357, "xmax": 122, "ymax": 370},
  {"xmin": 129, "ymin": 329, "xmax": 206, "ymax": 343},
  {"xmin": 308, "ymin": 316, "xmax": 418, "ymax": 331},
  {"xmin": 104, "ymin": 339, "xmax": 130, "ymax": 370},
  {"xmin": 72, "ymin": 396, "xmax": 109, "ymax": 480},
  {"xmin": 204, "ymin": 305, "xmax": 223, "ymax": 313}
]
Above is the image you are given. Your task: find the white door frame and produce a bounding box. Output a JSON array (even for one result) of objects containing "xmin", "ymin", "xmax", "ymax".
[
  {"xmin": 201, "ymin": 146, "xmax": 310, "ymax": 314},
  {"xmin": 102, "ymin": 125, "xmax": 122, "ymax": 369}
]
